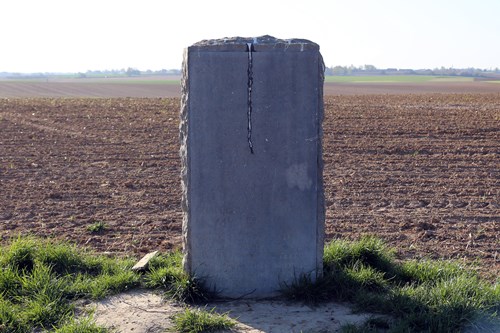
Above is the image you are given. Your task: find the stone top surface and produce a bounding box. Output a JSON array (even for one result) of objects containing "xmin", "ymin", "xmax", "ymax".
[{"xmin": 188, "ymin": 35, "xmax": 319, "ymax": 52}]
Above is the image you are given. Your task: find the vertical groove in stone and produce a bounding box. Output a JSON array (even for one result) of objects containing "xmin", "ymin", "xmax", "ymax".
[
  {"xmin": 247, "ymin": 43, "xmax": 254, "ymax": 154},
  {"xmin": 180, "ymin": 48, "xmax": 191, "ymax": 272}
]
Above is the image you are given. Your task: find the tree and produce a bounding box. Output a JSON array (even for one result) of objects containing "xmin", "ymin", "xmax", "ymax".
[
  {"xmin": 126, "ymin": 67, "xmax": 141, "ymax": 76},
  {"xmin": 332, "ymin": 66, "xmax": 348, "ymax": 75}
]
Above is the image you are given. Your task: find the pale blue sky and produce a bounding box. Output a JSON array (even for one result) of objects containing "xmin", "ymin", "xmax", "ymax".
[{"xmin": 1, "ymin": 0, "xmax": 499, "ymax": 72}]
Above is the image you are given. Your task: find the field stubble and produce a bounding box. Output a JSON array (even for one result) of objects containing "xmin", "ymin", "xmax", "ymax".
[{"xmin": 0, "ymin": 95, "xmax": 498, "ymax": 277}]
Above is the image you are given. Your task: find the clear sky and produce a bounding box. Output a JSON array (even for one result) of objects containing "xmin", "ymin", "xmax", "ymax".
[{"xmin": 1, "ymin": 0, "xmax": 499, "ymax": 73}]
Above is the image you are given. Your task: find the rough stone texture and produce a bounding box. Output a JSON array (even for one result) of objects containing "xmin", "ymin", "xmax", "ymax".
[
  {"xmin": 189, "ymin": 35, "xmax": 320, "ymax": 52},
  {"xmin": 181, "ymin": 36, "xmax": 324, "ymax": 298}
]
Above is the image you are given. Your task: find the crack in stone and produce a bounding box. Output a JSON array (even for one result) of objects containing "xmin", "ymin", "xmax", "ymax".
[{"xmin": 247, "ymin": 42, "xmax": 255, "ymax": 154}]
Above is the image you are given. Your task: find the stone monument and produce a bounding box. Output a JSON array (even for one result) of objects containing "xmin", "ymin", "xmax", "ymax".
[{"xmin": 180, "ymin": 35, "xmax": 324, "ymax": 298}]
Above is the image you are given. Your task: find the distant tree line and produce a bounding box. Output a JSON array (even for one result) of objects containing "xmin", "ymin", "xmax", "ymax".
[
  {"xmin": 325, "ymin": 65, "xmax": 500, "ymax": 78},
  {"xmin": 2, "ymin": 65, "xmax": 500, "ymax": 79},
  {"xmin": 0, "ymin": 68, "xmax": 181, "ymax": 79},
  {"xmin": 78, "ymin": 68, "xmax": 181, "ymax": 78}
]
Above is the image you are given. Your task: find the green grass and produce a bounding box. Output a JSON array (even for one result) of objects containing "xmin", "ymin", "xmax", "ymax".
[
  {"xmin": 170, "ymin": 307, "xmax": 236, "ymax": 333},
  {"xmin": 86, "ymin": 221, "xmax": 108, "ymax": 234},
  {"xmin": 53, "ymin": 316, "xmax": 107, "ymax": 333},
  {"xmin": 144, "ymin": 251, "xmax": 218, "ymax": 303},
  {"xmin": 1, "ymin": 236, "xmax": 497, "ymax": 332},
  {"xmin": 325, "ymin": 75, "xmax": 474, "ymax": 83},
  {"xmin": 0, "ymin": 237, "xmax": 139, "ymax": 332},
  {"xmin": 283, "ymin": 236, "xmax": 500, "ymax": 332},
  {"xmin": 0, "ymin": 237, "xmax": 219, "ymax": 332}
]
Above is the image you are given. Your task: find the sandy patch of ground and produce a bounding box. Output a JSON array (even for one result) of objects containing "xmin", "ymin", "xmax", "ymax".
[
  {"xmin": 86, "ymin": 290, "xmax": 176, "ymax": 332},
  {"xmin": 86, "ymin": 289, "xmax": 377, "ymax": 333}
]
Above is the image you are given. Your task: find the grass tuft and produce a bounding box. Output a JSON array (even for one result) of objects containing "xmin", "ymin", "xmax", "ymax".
[
  {"xmin": 344, "ymin": 263, "xmax": 389, "ymax": 293},
  {"xmin": 283, "ymin": 236, "xmax": 500, "ymax": 332},
  {"xmin": 53, "ymin": 315, "xmax": 108, "ymax": 333},
  {"xmin": 280, "ymin": 273, "xmax": 336, "ymax": 304},
  {"xmin": 0, "ymin": 237, "xmax": 137, "ymax": 332},
  {"xmin": 144, "ymin": 252, "xmax": 217, "ymax": 303},
  {"xmin": 170, "ymin": 307, "xmax": 236, "ymax": 333},
  {"xmin": 0, "ymin": 296, "xmax": 28, "ymax": 332},
  {"xmin": 324, "ymin": 236, "xmax": 397, "ymax": 275},
  {"xmin": 86, "ymin": 221, "xmax": 108, "ymax": 234},
  {"xmin": 37, "ymin": 241, "xmax": 94, "ymax": 275},
  {"xmin": 398, "ymin": 259, "xmax": 471, "ymax": 284},
  {"xmin": 1, "ymin": 237, "xmax": 37, "ymax": 272}
]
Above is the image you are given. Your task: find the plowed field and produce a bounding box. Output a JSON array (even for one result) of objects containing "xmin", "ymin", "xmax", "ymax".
[{"xmin": 1, "ymin": 95, "xmax": 498, "ymax": 276}]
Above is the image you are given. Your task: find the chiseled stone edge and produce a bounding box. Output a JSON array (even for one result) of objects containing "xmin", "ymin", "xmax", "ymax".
[
  {"xmin": 189, "ymin": 35, "xmax": 319, "ymax": 52},
  {"xmin": 316, "ymin": 52, "xmax": 326, "ymax": 276},
  {"xmin": 180, "ymin": 48, "xmax": 191, "ymax": 273}
]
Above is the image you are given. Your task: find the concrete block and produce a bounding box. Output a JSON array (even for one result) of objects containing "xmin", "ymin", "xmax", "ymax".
[{"xmin": 181, "ymin": 35, "xmax": 325, "ymax": 298}]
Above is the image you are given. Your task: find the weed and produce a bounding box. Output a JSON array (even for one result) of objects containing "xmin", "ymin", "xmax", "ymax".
[
  {"xmin": 86, "ymin": 221, "xmax": 107, "ymax": 234},
  {"xmin": 170, "ymin": 307, "xmax": 236, "ymax": 333}
]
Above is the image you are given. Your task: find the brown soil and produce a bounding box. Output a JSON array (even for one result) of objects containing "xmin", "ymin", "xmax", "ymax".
[
  {"xmin": 0, "ymin": 80, "xmax": 181, "ymax": 98},
  {"xmin": 323, "ymin": 94, "xmax": 499, "ymax": 278},
  {"xmin": 0, "ymin": 95, "xmax": 498, "ymax": 277}
]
